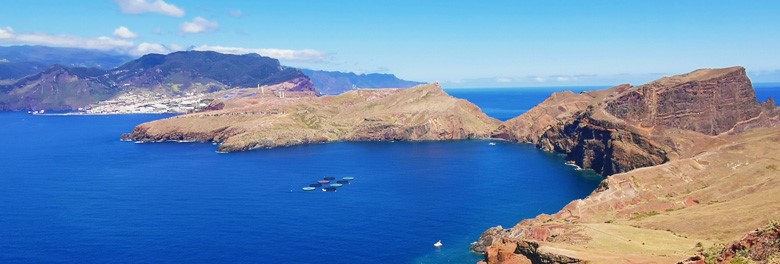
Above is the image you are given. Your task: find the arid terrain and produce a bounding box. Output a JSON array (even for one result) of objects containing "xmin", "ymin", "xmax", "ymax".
[
  {"xmin": 474, "ymin": 67, "xmax": 780, "ymax": 263},
  {"xmin": 122, "ymin": 83, "xmax": 501, "ymax": 152}
]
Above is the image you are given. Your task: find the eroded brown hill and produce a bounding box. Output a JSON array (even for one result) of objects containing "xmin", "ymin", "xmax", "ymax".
[{"xmin": 122, "ymin": 83, "xmax": 501, "ymax": 152}]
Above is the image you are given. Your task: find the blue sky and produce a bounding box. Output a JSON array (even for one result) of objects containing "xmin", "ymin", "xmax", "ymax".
[{"xmin": 1, "ymin": 0, "xmax": 779, "ymax": 87}]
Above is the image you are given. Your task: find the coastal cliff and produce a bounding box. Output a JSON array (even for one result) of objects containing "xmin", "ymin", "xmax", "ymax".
[
  {"xmin": 476, "ymin": 67, "xmax": 780, "ymax": 263},
  {"xmin": 122, "ymin": 83, "xmax": 501, "ymax": 152}
]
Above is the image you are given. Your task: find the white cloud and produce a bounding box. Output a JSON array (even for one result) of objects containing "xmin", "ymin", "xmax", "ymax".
[
  {"xmin": 495, "ymin": 77, "xmax": 513, "ymax": 83},
  {"xmin": 115, "ymin": 0, "xmax": 185, "ymax": 17},
  {"xmin": 113, "ymin": 26, "xmax": 139, "ymax": 39},
  {"xmin": 180, "ymin": 17, "xmax": 219, "ymax": 34},
  {"xmin": 534, "ymin": 76, "xmax": 546, "ymax": 82},
  {"xmin": 555, "ymin": 76, "xmax": 571, "ymax": 82},
  {"xmin": 193, "ymin": 45, "xmax": 330, "ymax": 62},
  {"xmin": 134, "ymin": 42, "xmax": 170, "ymax": 55},
  {"xmin": 0, "ymin": 27, "xmax": 134, "ymax": 51},
  {"xmin": 228, "ymin": 9, "xmax": 242, "ymax": 17},
  {"xmin": 0, "ymin": 26, "xmax": 14, "ymax": 39},
  {"xmin": 0, "ymin": 25, "xmax": 328, "ymax": 64}
]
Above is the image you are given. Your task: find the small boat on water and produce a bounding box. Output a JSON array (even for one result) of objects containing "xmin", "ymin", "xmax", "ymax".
[
  {"xmin": 330, "ymin": 183, "xmax": 343, "ymax": 187},
  {"xmin": 434, "ymin": 240, "xmax": 443, "ymax": 248},
  {"xmin": 302, "ymin": 187, "xmax": 316, "ymax": 191},
  {"xmin": 322, "ymin": 187, "xmax": 338, "ymax": 192},
  {"xmin": 318, "ymin": 180, "xmax": 330, "ymax": 184},
  {"xmin": 324, "ymin": 176, "xmax": 336, "ymax": 181},
  {"xmin": 342, "ymin": 177, "xmax": 355, "ymax": 181},
  {"xmin": 489, "ymin": 142, "xmax": 497, "ymax": 146},
  {"xmin": 309, "ymin": 183, "xmax": 322, "ymax": 187},
  {"xmin": 336, "ymin": 180, "xmax": 349, "ymax": 184}
]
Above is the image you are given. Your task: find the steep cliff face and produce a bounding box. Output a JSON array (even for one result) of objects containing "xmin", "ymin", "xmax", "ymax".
[
  {"xmin": 122, "ymin": 83, "xmax": 501, "ymax": 152},
  {"xmin": 477, "ymin": 67, "xmax": 780, "ymax": 264},
  {"xmin": 493, "ymin": 67, "xmax": 762, "ymax": 176},
  {"xmin": 536, "ymin": 112, "xmax": 668, "ymax": 175},
  {"xmin": 605, "ymin": 66, "xmax": 761, "ymax": 135},
  {"xmin": 492, "ymin": 90, "xmax": 595, "ymax": 142}
]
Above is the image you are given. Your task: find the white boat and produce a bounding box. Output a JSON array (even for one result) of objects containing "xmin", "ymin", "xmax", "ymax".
[
  {"xmin": 488, "ymin": 142, "xmax": 496, "ymax": 146},
  {"xmin": 434, "ymin": 240, "xmax": 443, "ymax": 248}
]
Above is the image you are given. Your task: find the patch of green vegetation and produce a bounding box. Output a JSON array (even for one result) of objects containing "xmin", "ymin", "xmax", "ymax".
[
  {"xmin": 730, "ymin": 249, "xmax": 755, "ymax": 264},
  {"xmin": 666, "ymin": 207, "xmax": 683, "ymax": 212},
  {"xmin": 702, "ymin": 243, "xmax": 725, "ymax": 264},
  {"xmin": 695, "ymin": 242, "xmax": 704, "ymax": 252},
  {"xmin": 767, "ymin": 252, "xmax": 780, "ymax": 264},
  {"xmin": 629, "ymin": 211, "xmax": 660, "ymax": 221},
  {"xmin": 767, "ymin": 219, "xmax": 779, "ymax": 232},
  {"xmin": 171, "ymin": 84, "xmax": 181, "ymax": 94}
]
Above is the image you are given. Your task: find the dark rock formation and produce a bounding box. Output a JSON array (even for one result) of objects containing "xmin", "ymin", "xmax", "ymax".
[{"xmin": 536, "ymin": 112, "xmax": 669, "ymax": 175}]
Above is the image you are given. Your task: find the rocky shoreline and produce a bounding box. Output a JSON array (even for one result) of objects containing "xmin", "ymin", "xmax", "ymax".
[{"xmin": 474, "ymin": 66, "xmax": 780, "ymax": 263}]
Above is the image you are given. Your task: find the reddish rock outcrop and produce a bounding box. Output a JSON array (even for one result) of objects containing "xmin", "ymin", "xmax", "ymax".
[
  {"xmin": 604, "ymin": 66, "xmax": 761, "ymax": 135},
  {"xmin": 680, "ymin": 222, "xmax": 780, "ymax": 264}
]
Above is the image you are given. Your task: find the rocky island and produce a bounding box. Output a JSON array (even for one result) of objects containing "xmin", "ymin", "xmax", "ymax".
[
  {"xmin": 121, "ymin": 83, "xmax": 501, "ymax": 152},
  {"xmin": 474, "ymin": 66, "xmax": 780, "ymax": 263}
]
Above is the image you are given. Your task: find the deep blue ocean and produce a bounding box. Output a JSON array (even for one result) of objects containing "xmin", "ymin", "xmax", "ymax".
[{"xmin": 1, "ymin": 85, "xmax": 778, "ymax": 264}]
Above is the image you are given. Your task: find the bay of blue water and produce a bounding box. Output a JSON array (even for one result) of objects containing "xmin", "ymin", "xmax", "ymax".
[
  {"xmin": 1, "ymin": 85, "xmax": 777, "ymax": 264},
  {"xmin": 447, "ymin": 86, "xmax": 605, "ymax": 121}
]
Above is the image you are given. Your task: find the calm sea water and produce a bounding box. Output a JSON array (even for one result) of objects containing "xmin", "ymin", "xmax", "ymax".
[{"xmin": 1, "ymin": 85, "xmax": 778, "ymax": 264}]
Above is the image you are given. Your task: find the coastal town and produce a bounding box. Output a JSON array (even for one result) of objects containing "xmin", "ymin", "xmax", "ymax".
[
  {"xmin": 67, "ymin": 83, "xmax": 317, "ymax": 115},
  {"xmin": 83, "ymin": 91, "xmax": 213, "ymax": 114}
]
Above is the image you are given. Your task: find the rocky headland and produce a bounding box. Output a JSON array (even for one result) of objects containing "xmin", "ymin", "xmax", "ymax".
[
  {"xmin": 474, "ymin": 66, "xmax": 780, "ymax": 263},
  {"xmin": 121, "ymin": 83, "xmax": 501, "ymax": 152}
]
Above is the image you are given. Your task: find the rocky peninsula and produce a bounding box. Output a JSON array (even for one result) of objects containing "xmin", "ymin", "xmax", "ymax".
[
  {"xmin": 122, "ymin": 83, "xmax": 501, "ymax": 152},
  {"xmin": 474, "ymin": 66, "xmax": 780, "ymax": 263}
]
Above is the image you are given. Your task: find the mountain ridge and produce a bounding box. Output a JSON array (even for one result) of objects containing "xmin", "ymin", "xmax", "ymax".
[
  {"xmin": 0, "ymin": 50, "xmax": 315, "ymax": 111},
  {"xmin": 300, "ymin": 69, "xmax": 424, "ymax": 95}
]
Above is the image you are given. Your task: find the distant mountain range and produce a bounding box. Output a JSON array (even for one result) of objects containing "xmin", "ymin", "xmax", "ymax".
[
  {"xmin": 0, "ymin": 51, "xmax": 314, "ymax": 111},
  {"xmin": 0, "ymin": 45, "xmax": 133, "ymax": 81},
  {"xmin": 301, "ymin": 69, "xmax": 424, "ymax": 95},
  {"xmin": 0, "ymin": 45, "xmax": 425, "ymax": 110}
]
